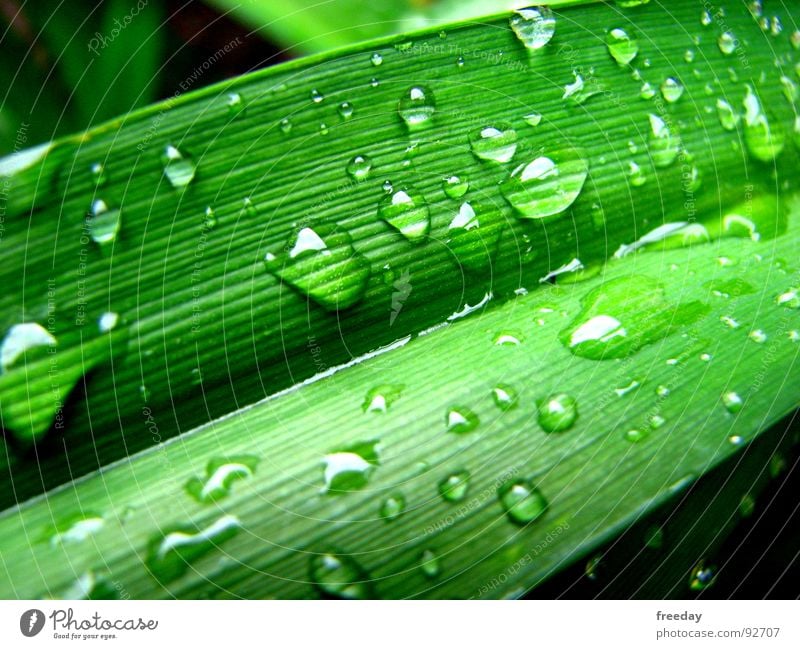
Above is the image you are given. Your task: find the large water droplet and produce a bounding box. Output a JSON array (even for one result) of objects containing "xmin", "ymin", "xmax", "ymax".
[
  {"xmin": 309, "ymin": 552, "xmax": 372, "ymax": 599},
  {"xmin": 446, "ymin": 406, "xmax": 480, "ymax": 434},
  {"xmin": 606, "ymin": 28, "xmax": 639, "ymax": 65},
  {"xmin": 398, "ymin": 86, "xmax": 435, "ymax": 128},
  {"xmin": 346, "ymin": 154, "xmax": 372, "ymax": 181},
  {"xmin": 185, "ymin": 455, "xmax": 259, "ymax": 504},
  {"xmin": 0, "ymin": 323, "xmax": 56, "ymax": 372},
  {"xmin": 498, "ymin": 479, "xmax": 548, "ymax": 525},
  {"xmin": 377, "ymin": 187, "xmax": 430, "ymax": 242},
  {"xmin": 438, "ymin": 470, "xmax": 471, "ymax": 502},
  {"xmin": 561, "ymin": 276, "xmax": 708, "ymax": 360},
  {"xmin": 88, "ymin": 199, "xmax": 121, "ymax": 245},
  {"xmin": 648, "ymin": 114, "xmax": 681, "ymax": 167},
  {"xmin": 536, "ymin": 393, "xmax": 578, "ymax": 432},
  {"xmin": 323, "ymin": 441, "xmax": 380, "ymax": 493},
  {"xmin": 742, "ymin": 85, "xmax": 785, "ymax": 162},
  {"xmin": 264, "ymin": 224, "xmax": 371, "ymax": 311},
  {"xmin": 509, "ymin": 6, "xmax": 556, "ymax": 51},
  {"xmin": 660, "ymin": 77, "xmax": 684, "ymax": 103},
  {"xmin": 469, "ymin": 125, "xmax": 518, "ymax": 163},
  {"xmin": 146, "ymin": 515, "xmax": 241, "ymax": 582},
  {"xmin": 500, "ymin": 145, "xmax": 589, "ymax": 219},
  {"xmin": 162, "ymin": 145, "xmax": 196, "ymax": 189},
  {"xmin": 447, "ymin": 201, "xmax": 505, "ymax": 270},
  {"xmin": 362, "ymin": 384, "xmax": 404, "ymax": 413}
]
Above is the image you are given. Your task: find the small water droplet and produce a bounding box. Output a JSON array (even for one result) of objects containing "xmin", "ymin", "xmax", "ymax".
[
  {"xmin": 346, "ymin": 154, "xmax": 372, "ymax": 181},
  {"xmin": 537, "ymin": 393, "xmax": 578, "ymax": 433},
  {"xmin": 226, "ymin": 92, "xmax": 244, "ymax": 114},
  {"xmin": 509, "ymin": 6, "xmax": 556, "ymax": 51},
  {"xmin": 523, "ymin": 112, "xmax": 543, "ymax": 127},
  {"xmin": 700, "ymin": 9, "xmax": 713, "ymax": 26},
  {"xmin": 146, "ymin": 515, "xmax": 241, "ymax": 582},
  {"xmin": 397, "ymin": 86, "xmax": 435, "ymax": 128},
  {"xmin": 98, "ymin": 311, "xmax": 119, "ymax": 333},
  {"xmin": 338, "ymin": 101, "xmax": 354, "ymax": 119},
  {"xmin": 748, "ymin": 329, "xmax": 767, "ymax": 343},
  {"xmin": 162, "ymin": 145, "xmax": 196, "ymax": 189},
  {"xmin": 381, "ymin": 179, "xmax": 393, "ymax": 193},
  {"xmin": 689, "ymin": 560, "xmax": 716, "ymax": 591},
  {"xmin": 742, "ymin": 85, "xmax": 785, "ymax": 162},
  {"xmin": 494, "ymin": 332, "xmax": 522, "ymax": 346},
  {"xmin": 775, "ymin": 288, "xmax": 800, "ymax": 308},
  {"xmin": 309, "ymin": 552, "xmax": 371, "ymax": 599},
  {"xmin": 718, "ymin": 31, "xmax": 736, "ymax": 54},
  {"xmin": 624, "ymin": 428, "xmax": 647, "ymax": 443},
  {"xmin": 649, "ymin": 414, "xmax": 666, "ymax": 429},
  {"xmin": 90, "ymin": 162, "xmax": 106, "ymax": 186},
  {"xmin": 660, "ymin": 77, "xmax": 684, "ymax": 103},
  {"xmin": 606, "ymin": 28, "xmax": 639, "ymax": 65},
  {"xmin": 185, "ymin": 455, "xmax": 259, "ymax": 504},
  {"xmin": 456, "ymin": 55, "xmax": 465, "ymax": 68},
  {"xmin": 318, "ymin": 122, "xmax": 329, "ymax": 135},
  {"xmin": 442, "ymin": 175, "xmax": 469, "ymax": 199},
  {"xmin": 377, "ymin": 187, "xmax": 430, "ymax": 242},
  {"xmin": 501, "ymin": 145, "xmax": 589, "ymax": 219},
  {"xmin": 370, "ymin": 77, "xmax": 379, "ymax": 88},
  {"xmin": 716, "ymin": 98, "xmax": 740, "ymax": 131},
  {"xmin": 323, "ymin": 441, "xmax": 380, "ymax": 493},
  {"xmin": 379, "ymin": 494, "xmax": 406, "ymax": 521},
  {"xmin": 469, "ymin": 124, "xmax": 518, "ymax": 163},
  {"xmin": 447, "ymin": 201, "xmax": 505, "ymax": 270},
  {"xmin": 720, "ymin": 315, "xmax": 739, "ymax": 329},
  {"xmin": 446, "ymin": 406, "xmax": 480, "ymax": 434},
  {"xmin": 492, "ymin": 384, "xmax": 519, "ymax": 411},
  {"xmin": 310, "ymin": 88, "xmax": 324, "ymax": 104},
  {"xmin": 370, "ymin": 52, "xmax": 383, "ymax": 66},
  {"xmin": 614, "ymin": 379, "xmax": 640, "ymax": 397},
  {"xmin": 280, "ymin": 118, "xmax": 292, "ymax": 134},
  {"xmin": 684, "ymin": 49, "xmax": 695, "ymax": 63},
  {"xmin": 498, "ymin": 479, "xmax": 548, "ymax": 525},
  {"xmin": 362, "ymin": 384, "xmax": 404, "ymax": 413},
  {"xmin": 722, "ymin": 391, "xmax": 743, "ymax": 413},
  {"xmin": 656, "ymin": 384, "xmax": 671, "ymax": 397},
  {"xmin": 88, "ymin": 199, "xmax": 121, "ymax": 245},
  {"xmin": 44, "ymin": 513, "xmax": 105, "ymax": 547},
  {"xmin": 562, "ymin": 71, "xmax": 600, "ymax": 105},
  {"xmin": 203, "ymin": 205, "xmax": 217, "ymax": 229},
  {"xmin": 648, "ymin": 114, "xmax": 681, "ymax": 167},
  {"xmin": 627, "ymin": 161, "xmax": 647, "ymax": 187},
  {"xmin": 640, "ymin": 81, "xmax": 656, "ymax": 99},
  {"xmin": 420, "ymin": 549, "xmax": 441, "ymax": 578}
]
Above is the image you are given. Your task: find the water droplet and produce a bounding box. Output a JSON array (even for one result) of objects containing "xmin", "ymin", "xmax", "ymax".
[
  {"xmin": 509, "ymin": 6, "xmax": 556, "ymax": 51},
  {"xmin": 370, "ymin": 52, "xmax": 382, "ymax": 66},
  {"xmin": 362, "ymin": 384, "xmax": 404, "ymax": 413},
  {"xmin": 323, "ymin": 441, "xmax": 380, "ymax": 493},
  {"xmin": 439, "ymin": 471, "xmax": 471, "ymax": 502},
  {"xmin": 660, "ymin": 77, "xmax": 684, "ymax": 103},
  {"xmin": 689, "ymin": 561, "xmax": 716, "ymax": 591},
  {"xmin": 624, "ymin": 428, "xmax": 647, "ymax": 443},
  {"xmin": 656, "ymin": 385, "xmax": 671, "ymax": 397},
  {"xmin": 684, "ymin": 49, "xmax": 695, "ymax": 63},
  {"xmin": 44, "ymin": 513, "xmax": 105, "ymax": 547},
  {"xmin": 310, "ymin": 88, "xmax": 324, "ymax": 104},
  {"xmin": 492, "ymin": 384, "xmax": 519, "ymax": 410},
  {"xmin": 494, "ymin": 332, "xmax": 522, "ymax": 346},
  {"xmin": 627, "ymin": 161, "xmax": 647, "ymax": 187},
  {"xmin": 501, "ymin": 145, "xmax": 589, "ymax": 219},
  {"xmin": 649, "ymin": 414, "xmax": 666, "ymax": 429},
  {"xmin": 469, "ymin": 124, "xmax": 518, "ymax": 163},
  {"xmin": 561, "ymin": 276, "xmax": 708, "ymax": 360},
  {"xmin": 397, "ymin": 86, "xmax": 435, "ymax": 128},
  {"xmin": 90, "ymin": 162, "xmax": 106, "ymax": 186},
  {"xmin": 162, "ymin": 145, "xmax": 196, "ymax": 189},
  {"xmin": 722, "ymin": 391, "xmax": 743, "ymax": 414},
  {"xmin": 264, "ymin": 224, "xmax": 371, "ymax": 310},
  {"xmin": 338, "ymin": 101, "xmax": 354, "ymax": 119},
  {"xmin": 606, "ymin": 28, "xmax": 639, "ymax": 65},
  {"xmin": 700, "ymin": 9, "xmax": 712, "ymax": 26},
  {"xmin": 775, "ymin": 288, "xmax": 800, "ymax": 308},
  {"xmin": 346, "ymin": 154, "xmax": 372, "ymax": 181},
  {"xmin": 185, "ymin": 455, "xmax": 259, "ymax": 504},
  {"xmin": 648, "ymin": 114, "xmax": 680, "ymax": 167},
  {"xmin": 370, "ymin": 77, "xmax": 379, "ymax": 88},
  {"xmin": 748, "ymin": 329, "xmax": 767, "ymax": 343},
  {"xmin": 203, "ymin": 205, "xmax": 217, "ymax": 229},
  {"xmin": 720, "ymin": 315, "xmax": 739, "ymax": 329},
  {"xmin": 146, "ymin": 515, "xmax": 241, "ymax": 582},
  {"xmin": 381, "ymin": 179, "xmax": 393, "ymax": 193},
  {"xmin": 718, "ymin": 31, "xmax": 736, "ymax": 54},
  {"xmin": 614, "ymin": 379, "xmax": 640, "ymax": 397},
  {"xmin": 537, "ymin": 393, "xmax": 578, "ymax": 433},
  {"xmin": 524, "ymin": 112, "xmax": 543, "ymax": 127},
  {"xmin": 562, "ymin": 72, "xmax": 600, "ymax": 105},
  {"xmin": 0, "ymin": 322, "xmax": 56, "ymax": 372},
  {"xmin": 98, "ymin": 311, "xmax": 119, "ymax": 333},
  {"xmin": 377, "ymin": 187, "xmax": 430, "ymax": 242},
  {"xmin": 379, "ymin": 494, "xmax": 406, "ymax": 521},
  {"xmin": 318, "ymin": 122, "xmax": 329, "ymax": 135},
  {"xmin": 226, "ymin": 92, "xmax": 244, "ymax": 114},
  {"xmin": 640, "ymin": 82, "xmax": 656, "ymax": 99},
  {"xmin": 498, "ymin": 479, "xmax": 548, "ymax": 525},
  {"xmin": 309, "ymin": 553, "xmax": 371, "ymax": 599},
  {"xmin": 716, "ymin": 98, "xmax": 739, "ymax": 131},
  {"xmin": 88, "ymin": 199, "xmax": 121, "ymax": 245},
  {"xmin": 442, "ymin": 175, "xmax": 469, "ymax": 199},
  {"xmin": 447, "ymin": 201, "xmax": 505, "ymax": 270},
  {"xmin": 280, "ymin": 118, "xmax": 292, "ymax": 134},
  {"xmin": 742, "ymin": 85, "xmax": 785, "ymax": 162},
  {"xmin": 456, "ymin": 55, "xmax": 465, "ymax": 68},
  {"xmin": 446, "ymin": 406, "xmax": 480, "ymax": 434},
  {"xmin": 420, "ymin": 549, "xmax": 441, "ymax": 578}
]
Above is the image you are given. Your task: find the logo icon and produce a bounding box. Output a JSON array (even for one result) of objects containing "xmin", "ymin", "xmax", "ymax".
[{"xmin": 20, "ymin": 609, "xmax": 45, "ymax": 637}]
